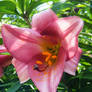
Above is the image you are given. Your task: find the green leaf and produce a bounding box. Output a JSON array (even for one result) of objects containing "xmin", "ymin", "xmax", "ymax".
[
  {"xmin": 24, "ymin": 0, "xmax": 31, "ymax": 13},
  {"xmin": 90, "ymin": 1, "xmax": 92, "ymax": 14},
  {"xmin": 52, "ymin": 2, "xmax": 74, "ymax": 14},
  {"xmin": 79, "ymin": 86, "xmax": 92, "ymax": 92},
  {"xmin": 79, "ymin": 43, "xmax": 92, "ymax": 51},
  {"xmin": 0, "ymin": 1, "xmax": 16, "ymax": 14},
  {"xmin": 7, "ymin": 81, "xmax": 21, "ymax": 92},
  {"xmin": 16, "ymin": 0, "xmax": 24, "ymax": 15},
  {"xmin": 0, "ymin": 38, "xmax": 3, "ymax": 44},
  {"xmin": 26, "ymin": 0, "xmax": 59, "ymax": 16},
  {"xmin": 78, "ymin": 67, "xmax": 92, "ymax": 80},
  {"xmin": 81, "ymin": 55, "xmax": 92, "ymax": 65},
  {"xmin": 0, "ymin": 13, "xmax": 4, "ymax": 21}
]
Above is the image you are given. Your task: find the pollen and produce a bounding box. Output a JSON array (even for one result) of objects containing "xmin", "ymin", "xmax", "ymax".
[{"xmin": 36, "ymin": 61, "xmax": 43, "ymax": 65}]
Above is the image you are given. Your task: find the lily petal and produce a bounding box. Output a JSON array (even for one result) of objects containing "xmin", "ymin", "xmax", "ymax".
[
  {"xmin": 0, "ymin": 45, "xmax": 12, "ymax": 67},
  {"xmin": 64, "ymin": 48, "xmax": 82, "ymax": 75},
  {"xmin": 28, "ymin": 47, "xmax": 66, "ymax": 92},
  {"xmin": 48, "ymin": 16, "xmax": 83, "ymax": 58},
  {"xmin": 58, "ymin": 16, "xmax": 83, "ymax": 58},
  {"xmin": 32, "ymin": 9, "xmax": 58, "ymax": 32},
  {"xmin": 12, "ymin": 58, "xmax": 30, "ymax": 83},
  {"xmin": 0, "ymin": 45, "xmax": 12, "ymax": 77},
  {"xmin": 55, "ymin": 16, "xmax": 83, "ymax": 38},
  {"xmin": 0, "ymin": 55, "xmax": 12, "ymax": 67},
  {"xmin": 0, "ymin": 45, "xmax": 7, "ymax": 53},
  {"xmin": 62, "ymin": 36, "xmax": 78, "ymax": 59},
  {"xmin": 2, "ymin": 24, "xmax": 42, "ymax": 63}
]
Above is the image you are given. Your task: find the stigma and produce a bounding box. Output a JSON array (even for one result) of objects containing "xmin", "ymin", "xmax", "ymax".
[{"xmin": 33, "ymin": 64, "xmax": 48, "ymax": 72}]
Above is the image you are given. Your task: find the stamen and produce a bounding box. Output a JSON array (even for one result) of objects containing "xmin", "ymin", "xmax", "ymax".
[
  {"xmin": 33, "ymin": 44, "xmax": 59, "ymax": 72},
  {"xmin": 42, "ymin": 51, "xmax": 51, "ymax": 56},
  {"xmin": 45, "ymin": 55, "xmax": 51, "ymax": 62},
  {"xmin": 52, "ymin": 55, "xmax": 57, "ymax": 59},
  {"xmin": 48, "ymin": 60, "xmax": 52, "ymax": 66},
  {"xmin": 42, "ymin": 51, "xmax": 52, "ymax": 62},
  {"xmin": 36, "ymin": 60, "xmax": 43, "ymax": 65}
]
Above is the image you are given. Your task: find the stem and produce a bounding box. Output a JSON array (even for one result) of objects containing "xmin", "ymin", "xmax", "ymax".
[{"xmin": 23, "ymin": 14, "xmax": 31, "ymax": 28}]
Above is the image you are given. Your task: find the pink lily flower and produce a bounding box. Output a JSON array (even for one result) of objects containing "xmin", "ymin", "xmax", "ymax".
[
  {"xmin": 1, "ymin": 9, "xmax": 83, "ymax": 92},
  {"xmin": 0, "ymin": 45, "xmax": 12, "ymax": 77}
]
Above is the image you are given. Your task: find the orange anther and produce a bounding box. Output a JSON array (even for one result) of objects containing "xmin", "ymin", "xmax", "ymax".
[
  {"xmin": 45, "ymin": 55, "xmax": 51, "ymax": 62},
  {"xmin": 36, "ymin": 61, "xmax": 43, "ymax": 65},
  {"xmin": 42, "ymin": 51, "xmax": 51, "ymax": 56},
  {"xmin": 48, "ymin": 60, "xmax": 52, "ymax": 66},
  {"xmin": 52, "ymin": 55, "xmax": 57, "ymax": 59},
  {"xmin": 42, "ymin": 51, "xmax": 52, "ymax": 62}
]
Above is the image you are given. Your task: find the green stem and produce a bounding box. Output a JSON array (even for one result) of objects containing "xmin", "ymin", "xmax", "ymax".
[{"xmin": 23, "ymin": 14, "xmax": 31, "ymax": 28}]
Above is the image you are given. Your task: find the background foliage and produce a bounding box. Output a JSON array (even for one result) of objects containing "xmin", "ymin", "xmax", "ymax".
[{"xmin": 0, "ymin": 0, "xmax": 92, "ymax": 92}]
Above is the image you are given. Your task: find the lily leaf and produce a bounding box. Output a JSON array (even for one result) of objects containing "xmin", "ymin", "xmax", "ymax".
[
  {"xmin": 7, "ymin": 81, "xmax": 21, "ymax": 92},
  {"xmin": 0, "ymin": 1, "xmax": 17, "ymax": 14},
  {"xmin": 52, "ymin": 2, "xmax": 74, "ymax": 14}
]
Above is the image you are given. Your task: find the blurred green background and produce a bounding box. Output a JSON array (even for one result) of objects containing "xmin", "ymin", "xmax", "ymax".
[{"xmin": 0, "ymin": 0, "xmax": 92, "ymax": 92}]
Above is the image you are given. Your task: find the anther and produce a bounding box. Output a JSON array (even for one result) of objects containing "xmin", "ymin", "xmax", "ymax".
[
  {"xmin": 42, "ymin": 52, "xmax": 51, "ymax": 56},
  {"xmin": 45, "ymin": 55, "xmax": 51, "ymax": 62},
  {"xmin": 36, "ymin": 61, "xmax": 43, "ymax": 65},
  {"xmin": 48, "ymin": 60, "xmax": 52, "ymax": 66},
  {"xmin": 42, "ymin": 51, "xmax": 52, "ymax": 62},
  {"xmin": 52, "ymin": 55, "xmax": 57, "ymax": 59}
]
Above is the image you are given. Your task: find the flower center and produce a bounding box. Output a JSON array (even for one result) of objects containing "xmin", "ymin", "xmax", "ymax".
[{"xmin": 33, "ymin": 44, "xmax": 60, "ymax": 72}]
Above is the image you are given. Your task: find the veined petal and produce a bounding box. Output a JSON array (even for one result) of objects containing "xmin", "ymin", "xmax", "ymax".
[
  {"xmin": 56, "ymin": 16, "xmax": 84, "ymax": 38},
  {"xmin": 12, "ymin": 58, "xmax": 30, "ymax": 83},
  {"xmin": 62, "ymin": 36, "xmax": 78, "ymax": 59},
  {"xmin": 57, "ymin": 16, "xmax": 83, "ymax": 58},
  {"xmin": 32, "ymin": 9, "xmax": 58, "ymax": 32},
  {"xmin": 64, "ymin": 48, "xmax": 82, "ymax": 75},
  {"xmin": 2, "ymin": 24, "xmax": 42, "ymax": 63},
  {"xmin": 28, "ymin": 47, "xmax": 66, "ymax": 92}
]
